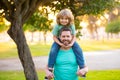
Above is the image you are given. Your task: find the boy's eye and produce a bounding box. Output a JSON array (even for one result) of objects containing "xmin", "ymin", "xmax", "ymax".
[{"xmin": 61, "ymin": 17, "xmax": 68, "ymax": 20}]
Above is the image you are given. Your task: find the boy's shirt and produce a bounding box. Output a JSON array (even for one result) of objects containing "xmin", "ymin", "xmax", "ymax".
[{"xmin": 52, "ymin": 24, "xmax": 76, "ymax": 37}]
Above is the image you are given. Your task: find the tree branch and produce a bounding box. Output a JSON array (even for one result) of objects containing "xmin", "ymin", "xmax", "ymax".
[
  {"xmin": 21, "ymin": 0, "xmax": 29, "ymax": 17},
  {"xmin": 22, "ymin": 0, "xmax": 54, "ymax": 24},
  {"xmin": 14, "ymin": 0, "xmax": 26, "ymax": 7},
  {"xmin": 22, "ymin": 0, "xmax": 38, "ymax": 23},
  {"xmin": 2, "ymin": 0, "xmax": 12, "ymax": 11}
]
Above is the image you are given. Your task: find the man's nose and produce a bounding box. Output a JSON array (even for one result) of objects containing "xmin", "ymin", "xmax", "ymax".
[{"xmin": 64, "ymin": 37, "xmax": 68, "ymax": 40}]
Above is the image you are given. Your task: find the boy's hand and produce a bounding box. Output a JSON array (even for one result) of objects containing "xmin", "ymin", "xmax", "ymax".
[
  {"xmin": 59, "ymin": 43, "xmax": 66, "ymax": 47},
  {"xmin": 65, "ymin": 43, "xmax": 73, "ymax": 47},
  {"xmin": 63, "ymin": 43, "xmax": 73, "ymax": 48}
]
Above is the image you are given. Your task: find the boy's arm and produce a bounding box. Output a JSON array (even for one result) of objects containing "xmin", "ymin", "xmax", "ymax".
[
  {"xmin": 67, "ymin": 35, "xmax": 76, "ymax": 47},
  {"xmin": 53, "ymin": 36, "xmax": 64, "ymax": 47},
  {"xmin": 71, "ymin": 35, "xmax": 76, "ymax": 45}
]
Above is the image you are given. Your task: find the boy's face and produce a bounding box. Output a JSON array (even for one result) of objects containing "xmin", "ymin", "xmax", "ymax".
[
  {"xmin": 60, "ymin": 31, "xmax": 72, "ymax": 46},
  {"xmin": 59, "ymin": 16, "xmax": 69, "ymax": 26}
]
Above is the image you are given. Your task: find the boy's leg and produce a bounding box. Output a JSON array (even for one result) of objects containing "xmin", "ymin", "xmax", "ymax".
[
  {"xmin": 72, "ymin": 42, "xmax": 85, "ymax": 68},
  {"xmin": 48, "ymin": 42, "xmax": 60, "ymax": 68}
]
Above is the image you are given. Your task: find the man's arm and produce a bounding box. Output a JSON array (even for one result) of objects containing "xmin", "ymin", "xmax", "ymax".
[{"xmin": 45, "ymin": 65, "xmax": 54, "ymax": 79}]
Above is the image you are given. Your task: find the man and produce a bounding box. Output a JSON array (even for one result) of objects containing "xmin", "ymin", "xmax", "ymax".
[{"xmin": 45, "ymin": 27, "xmax": 88, "ymax": 80}]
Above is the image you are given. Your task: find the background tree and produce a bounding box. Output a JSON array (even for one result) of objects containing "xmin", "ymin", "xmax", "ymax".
[
  {"xmin": 23, "ymin": 11, "xmax": 42, "ymax": 42},
  {"xmin": 105, "ymin": 18, "xmax": 120, "ymax": 36},
  {"xmin": 104, "ymin": 6, "xmax": 120, "ymax": 39},
  {"xmin": 0, "ymin": 0, "xmax": 53, "ymax": 80},
  {"xmin": 23, "ymin": 8, "xmax": 53, "ymax": 43},
  {"xmin": 38, "ymin": 7, "xmax": 53, "ymax": 43},
  {"xmin": 45, "ymin": 0, "xmax": 119, "ymax": 37}
]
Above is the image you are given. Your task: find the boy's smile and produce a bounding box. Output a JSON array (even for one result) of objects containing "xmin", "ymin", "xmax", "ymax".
[{"xmin": 59, "ymin": 16, "xmax": 69, "ymax": 26}]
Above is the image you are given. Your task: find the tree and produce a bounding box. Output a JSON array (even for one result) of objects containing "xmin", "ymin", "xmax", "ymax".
[
  {"xmin": 0, "ymin": 0, "xmax": 53, "ymax": 80},
  {"xmin": 23, "ymin": 11, "xmax": 42, "ymax": 42},
  {"xmin": 23, "ymin": 9, "xmax": 53, "ymax": 43},
  {"xmin": 105, "ymin": 18, "xmax": 120, "ymax": 34}
]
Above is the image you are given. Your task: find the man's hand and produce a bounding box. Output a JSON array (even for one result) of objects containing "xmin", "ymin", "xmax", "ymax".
[
  {"xmin": 77, "ymin": 66, "xmax": 88, "ymax": 77},
  {"xmin": 45, "ymin": 69, "xmax": 54, "ymax": 79}
]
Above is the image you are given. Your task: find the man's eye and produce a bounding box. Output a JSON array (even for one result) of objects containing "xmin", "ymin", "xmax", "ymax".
[
  {"xmin": 62, "ymin": 36, "xmax": 65, "ymax": 38},
  {"xmin": 67, "ymin": 36, "xmax": 70, "ymax": 37}
]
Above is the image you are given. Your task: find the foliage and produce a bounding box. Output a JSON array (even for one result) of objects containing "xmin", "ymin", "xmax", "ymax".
[
  {"xmin": 23, "ymin": 11, "xmax": 41, "ymax": 32},
  {"xmin": 75, "ymin": 18, "xmax": 82, "ymax": 37},
  {"xmin": 105, "ymin": 18, "xmax": 120, "ymax": 34},
  {"xmin": 23, "ymin": 10, "xmax": 53, "ymax": 32},
  {"xmin": 0, "ymin": 17, "xmax": 9, "ymax": 32},
  {"xmin": 23, "ymin": 9, "xmax": 53, "ymax": 42},
  {"xmin": 0, "ymin": 24, "xmax": 8, "ymax": 32},
  {"xmin": 45, "ymin": 0, "xmax": 120, "ymax": 37},
  {"xmin": 47, "ymin": 0, "xmax": 119, "ymax": 16},
  {"xmin": 79, "ymin": 0, "xmax": 119, "ymax": 15}
]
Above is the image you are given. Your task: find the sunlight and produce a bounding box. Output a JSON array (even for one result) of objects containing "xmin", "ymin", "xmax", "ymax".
[
  {"xmin": 96, "ymin": 20, "xmax": 101, "ymax": 26},
  {"xmin": 0, "ymin": 9, "xmax": 4, "ymax": 13},
  {"xmin": 104, "ymin": 13, "xmax": 109, "ymax": 19},
  {"xmin": 38, "ymin": 6, "xmax": 57, "ymax": 25},
  {"xmin": 80, "ymin": 21, "xmax": 88, "ymax": 28},
  {"xmin": 4, "ymin": 18, "xmax": 11, "ymax": 26},
  {"xmin": 112, "ymin": 8, "xmax": 118, "ymax": 15}
]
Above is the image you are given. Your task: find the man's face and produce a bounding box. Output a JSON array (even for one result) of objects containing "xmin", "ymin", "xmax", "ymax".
[{"xmin": 60, "ymin": 31, "xmax": 72, "ymax": 46}]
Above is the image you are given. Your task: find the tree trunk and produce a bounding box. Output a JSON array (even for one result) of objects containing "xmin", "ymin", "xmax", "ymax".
[
  {"xmin": 31, "ymin": 32, "xmax": 34, "ymax": 42},
  {"xmin": 7, "ymin": 19, "xmax": 38, "ymax": 80},
  {"xmin": 43, "ymin": 32, "xmax": 47, "ymax": 44}
]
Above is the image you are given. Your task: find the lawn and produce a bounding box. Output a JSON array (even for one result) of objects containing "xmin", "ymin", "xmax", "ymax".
[
  {"xmin": 0, "ymin": 39, "xmax": 120, "ymax": 80},
  {"xmin": 0, "ymin": 70, "xmax": 120, "ymax": 80},
  {"xmin": 0, "ymin": 39, "xmax": 120, "ymax": 59}
]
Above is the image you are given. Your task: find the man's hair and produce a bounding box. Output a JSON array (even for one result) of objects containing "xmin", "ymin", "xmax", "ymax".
[{"xmin": 59, "ymin": 27, "xmax": 72, "ymax": 36}]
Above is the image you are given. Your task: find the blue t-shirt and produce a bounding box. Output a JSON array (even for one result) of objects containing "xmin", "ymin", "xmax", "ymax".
[
  {"xmin": 54, "ymin": 48, "xmax": 78, "ymax": 80},
  {"xmin": 52, "ymin": 24, "xmax": 76, "ymax": 37}
]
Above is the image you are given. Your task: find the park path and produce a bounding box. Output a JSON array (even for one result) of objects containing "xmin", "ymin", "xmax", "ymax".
[{"xmin": 0, "ymin": 49, "xmax": 120, "ymax": 71}]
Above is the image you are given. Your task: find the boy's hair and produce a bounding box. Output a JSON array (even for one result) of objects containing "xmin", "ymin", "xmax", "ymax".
[
  {"xmin": 59, "ymin": 27, "xmax": 72, "ymax": 36},
  {"xmin": 56, "ymin": 8, "xmax": 74, "ymax": 26}
]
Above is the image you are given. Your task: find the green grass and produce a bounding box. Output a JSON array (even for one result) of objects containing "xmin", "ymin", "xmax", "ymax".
[
  {"xmin": 0, "ymin": 39, "xmax": 120, "ymax": 59},
  {"xmin": 78, "ymin": 39, "xmax": 120, "ymax": 51},
  {"xmin": 85, "ymin": 70, "xmax": 120, "ymax": 80},
  {"xmin": 0, "ymin": 42, "xmax": 18, "ymax": 59},
  {"xmin": 0, "ymin": 70, "xmax": 120, "ymax": 80}
]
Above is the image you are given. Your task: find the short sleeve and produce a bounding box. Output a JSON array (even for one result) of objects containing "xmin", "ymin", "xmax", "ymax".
[
  {"xmin": 71, "ymin": 24, "xmax": 76, "ymax": 35},
  {"xmin": 52, "ymin": 25, "xmax": 59, "ymax": 36}
]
